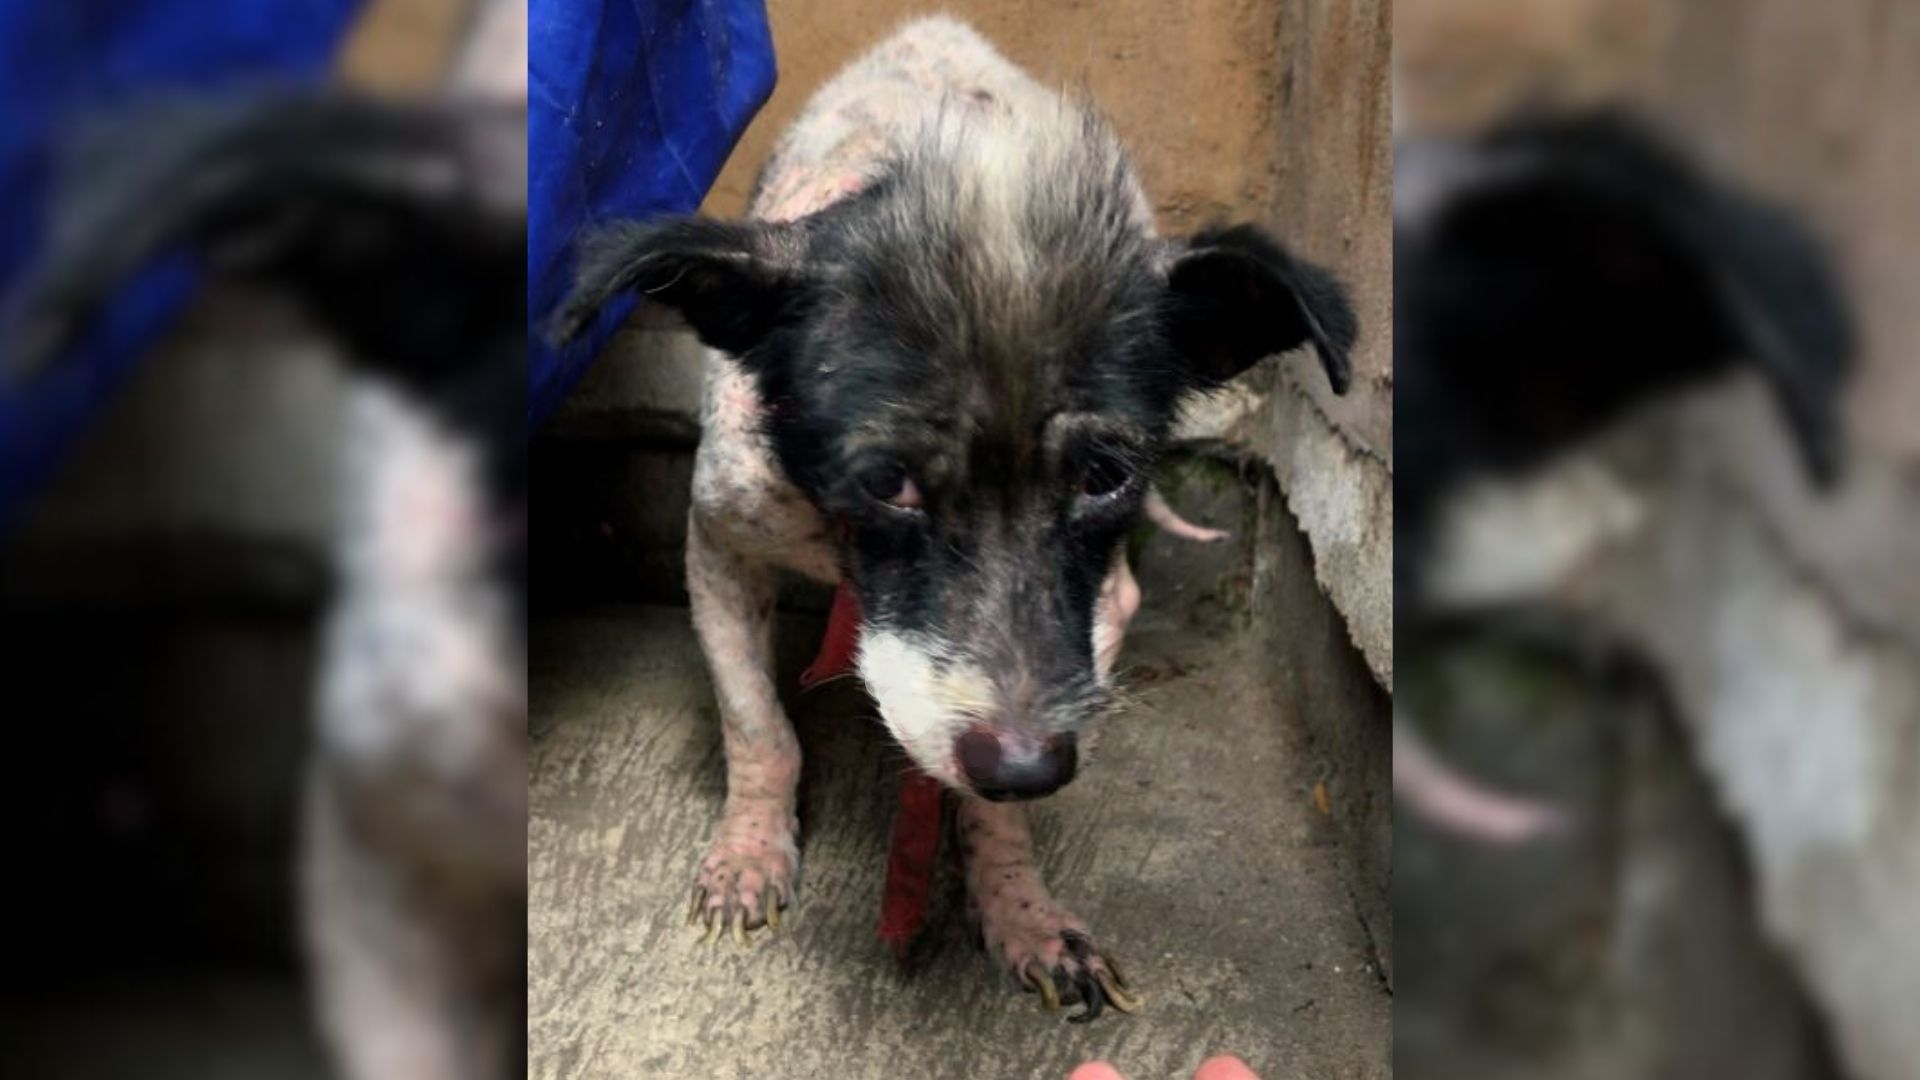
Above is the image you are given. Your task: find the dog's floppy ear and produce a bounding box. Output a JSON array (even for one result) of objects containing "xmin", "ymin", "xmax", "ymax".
[
  {"xmin": 1163, "ymin": 224, "xmax": 1357, "ymax": 395},
  {"xmin": 548, "ymin": 216, "xmax": 811, "ymax": 360},
  {"xmin": 1685, "ymin": 195, "xmax": 1853, "ymax": 486},
  {"xmin": 5, "ymin": 94, "xmax": 521, "ymax": 388},
  {"xmin": 1416, "ymin": 114, "xmax": 1854, "ymax": 486}
]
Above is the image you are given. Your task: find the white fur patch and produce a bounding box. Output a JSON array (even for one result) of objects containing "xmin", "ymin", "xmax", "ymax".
[
  {"xmin": 321, "ymin": 382, "xmax": 522, "ymax": 779},
  {"xmin": 856, "ymin": 629, "xmax": 995, "ymax": 787},
  {"xmin": 1428, "ymin": 459, "xmax": 1647, "ymax": 607}
]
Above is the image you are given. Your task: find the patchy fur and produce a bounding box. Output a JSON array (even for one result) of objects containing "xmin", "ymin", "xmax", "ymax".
[{"xmin": 555, "ymin": 16, "xmax": 1354, "ymax": 1017}]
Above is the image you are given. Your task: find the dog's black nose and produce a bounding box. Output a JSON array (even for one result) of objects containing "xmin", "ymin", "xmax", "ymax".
[{"xmin": 956, "ymin": 728, "xmax": 1077, "ymax": 800}]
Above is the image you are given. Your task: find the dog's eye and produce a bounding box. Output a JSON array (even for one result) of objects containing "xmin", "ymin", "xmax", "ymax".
[
  {"xmin": 1079, "ymin": 450, "xmax": 1131, "ymax": 500},
  {"xmin": 857, "ymin": 461, "xmax": 922, "ymax": 510}
]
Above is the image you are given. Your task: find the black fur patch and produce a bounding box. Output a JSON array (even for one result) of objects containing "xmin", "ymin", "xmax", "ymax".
[
  {"xmin": 1166, "ymin": 224, "xmax": 1357, "ymax": 393},
  {"xmin": 5, "ymin": 92, "xmax": 528, "ymax": 602}
]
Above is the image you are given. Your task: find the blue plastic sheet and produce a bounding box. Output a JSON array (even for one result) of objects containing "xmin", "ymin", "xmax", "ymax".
[
  {"xmin": 0, "ymin": 0, "xmax": 364, "ymax": 529},
  {"xmin": 526, "ymin": 0, "xmax": 776, "ymax": 427}
]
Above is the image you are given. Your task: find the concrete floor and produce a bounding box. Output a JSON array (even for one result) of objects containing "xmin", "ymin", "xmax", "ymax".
[{"xmin": 529, "ymin": 586, "xmax": 1390, "ymax": 1079}]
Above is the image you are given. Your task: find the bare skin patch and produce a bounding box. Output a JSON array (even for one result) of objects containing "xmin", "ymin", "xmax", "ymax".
[
  {"xmin": 958, "ymin": 798, "xmax": 1141, "ymax": 1020},
  {"xmin": 685, "ymin": 518, "xmax": 803, "ymax": 937}
]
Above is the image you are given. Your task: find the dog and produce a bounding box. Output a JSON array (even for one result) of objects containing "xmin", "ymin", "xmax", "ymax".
[
  {"xmin": 1392, "ymin": 111, "xmax": 1852, "ymax": 841},
  {"xmin": 7, "ymin": 91, "xmax": 528, "ymax": 1079},
  {"xmin": 552, "ymin": 16, "xmax": 1354, "ymax": 1020}
]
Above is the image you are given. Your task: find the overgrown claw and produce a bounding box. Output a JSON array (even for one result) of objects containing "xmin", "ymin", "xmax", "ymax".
[
  {"xmin": 731, "ymin": 908, "xmax": 749, "ymax": 946},
  {"xmin": 698, "ymin": 912, "xmax": 720, "ymax": 945},
  {"xmin": 1049, "ymin": 932, "xmax": 1139, "ymax": 1022},
  {"xmin": 1068, "ymin": 969, "xmax": 1105, "ymax": 1024},
  {"xmin": 766, "ymin": 896, "xmax": 781, "ymax": 930},
  {"xmin": 687, "ymin": 887, "xmax": 706, "ymax": 927},
  {"xmin": 1095, "ymin": 968, "xmax": 1143, "ymax": 1013},
  {"xmin": 1034, "ymin": 965, "xmax": 1061, "ymax": 1013}
]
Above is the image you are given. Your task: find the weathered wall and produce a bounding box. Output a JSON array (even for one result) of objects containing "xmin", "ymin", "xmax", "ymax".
[
  {"xmin": 1191, "ymin": 0, "xmax": 1395, "ymax": 689},
  {"xmin": 707, "ymin": 0, "xmax": 1288, "ymax": 231},
  {"xmin": 1634, "ymin": 9, "xmax": 1920, "ymax": 1077}
]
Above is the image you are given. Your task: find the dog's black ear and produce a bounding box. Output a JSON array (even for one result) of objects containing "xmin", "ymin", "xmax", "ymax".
[
  {"xmin": 1413, "ymin": 114, "xmax": 1854, "ymax": 486},
  {"xmin": 548, "ymin": 217, "xmax": 811, "ymax": 360},
  {"xmin": 1687, "ymin": 196, "xmax": 1853, "ymax": 485},
  {"xmin": 1163, "ymin": 225, "xmax": 1356, "ymax": 395},
  {"xmin": 5, "ymin": 94, "xmax": 521, "ymax": 388}
]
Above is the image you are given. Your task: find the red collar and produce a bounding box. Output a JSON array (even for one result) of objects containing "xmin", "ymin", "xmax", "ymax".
[{"xmin": 801, "ymin": 580, "xmax": 945, "ymax": 957}]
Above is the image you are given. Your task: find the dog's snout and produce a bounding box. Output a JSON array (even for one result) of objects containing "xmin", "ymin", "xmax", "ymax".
[{"xmin": 956, "ymin": 727, "xmax": 1077, "ymax": 800}]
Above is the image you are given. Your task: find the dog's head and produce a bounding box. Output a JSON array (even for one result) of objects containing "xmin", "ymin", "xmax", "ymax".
[{"xmin": 556, "ymin": 103, "xmax": 1353, "ymax": 798}]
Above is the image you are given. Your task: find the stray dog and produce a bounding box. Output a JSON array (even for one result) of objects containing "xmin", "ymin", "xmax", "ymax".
[
  {"xmin": 553, "ymin": 16, "xmax": 1353, "ymax": 1019},
  {"xmin": 1392, "ymin": 111, "xmax": 1852, "ymax": 841},
  {"xmin": 8, "ymin": 93, "xmax": 528, "ymax": 1079}
]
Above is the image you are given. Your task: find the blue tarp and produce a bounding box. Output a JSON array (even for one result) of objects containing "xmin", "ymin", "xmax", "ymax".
[
  {"xmin": 526, "ymin": 0, "xmax": 776, "ymax": 427},
  {"xmin": 0, "ymin": 0, "xmax": 365, "ymax": 529}
]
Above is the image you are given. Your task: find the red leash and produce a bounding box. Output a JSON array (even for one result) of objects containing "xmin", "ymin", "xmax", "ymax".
[
  {"xmin": 798, "ymin": 579, "xmax": 864, "ymax": 691},
  {"xmin": 801, "ymin": 580, "xmax": 945, "ymax": 956}
]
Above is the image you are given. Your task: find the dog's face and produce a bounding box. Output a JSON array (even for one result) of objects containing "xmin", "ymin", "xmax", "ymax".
[
  {"xmin": 785, "ymin": 206, "xmax": 1175, "ymax": 797},
  {"xmin": 557, "ymin": 109, "xmax": 1353, "ymax": 797}
]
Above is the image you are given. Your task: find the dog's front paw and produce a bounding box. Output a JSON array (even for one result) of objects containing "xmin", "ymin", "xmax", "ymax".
[
  {"xmin": 979, "ymin": 903, "xmax": 1142, "ymax": 1022},
  {"xmin": 688, "ymin": 803, "xmax": 798, "ymax": 944}
]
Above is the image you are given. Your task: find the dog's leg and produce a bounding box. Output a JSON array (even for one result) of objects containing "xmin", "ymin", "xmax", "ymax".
[
  {"xmin": 1092, "ymin": 551, "xmax": 1142, "ymax": 677},
  {"xmin": 959, "ymin": 798, "xmax": 1141, "ymax": 1020},
  {"xmin": 303, "ymin": 773, "xmax": 521, "ymax": 1080},
  {"xmin": 686, "ymin": 516, "xmax": 802, "ymax": 937}
]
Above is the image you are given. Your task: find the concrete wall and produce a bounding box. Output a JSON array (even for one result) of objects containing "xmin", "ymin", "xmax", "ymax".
[
  {"xmin": 1631, "ymin": 10, "xmax": 1920, "ymax": 1077},
  {"xmin": 1190, "ymin": 0, "xmax": 1395, "ymax": 689}
]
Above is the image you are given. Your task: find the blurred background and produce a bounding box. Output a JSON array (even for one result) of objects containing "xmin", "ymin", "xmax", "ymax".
[
  {"xmin": 1393, "ymin": 2, "xmax": 1919, "ymax": 1079},
  {"xmin": 0, "ymin": 0, "xmax": 523, "ymax": 1076}
]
